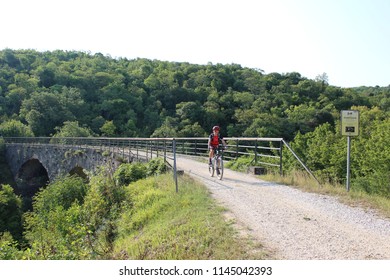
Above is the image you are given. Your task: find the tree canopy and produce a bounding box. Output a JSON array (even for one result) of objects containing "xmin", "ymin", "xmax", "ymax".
[{"xmin": 1, "ymin": 49, "xmax": 388, "ymax": 140}]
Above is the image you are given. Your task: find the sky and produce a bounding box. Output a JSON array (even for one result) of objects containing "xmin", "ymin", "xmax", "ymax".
[{"xmin": 1, "ymin": 0, "xmax": 389, "ymax": 88}]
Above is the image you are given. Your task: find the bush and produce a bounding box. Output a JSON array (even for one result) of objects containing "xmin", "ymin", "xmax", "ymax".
[
  {"xmin": 0, "ymin": 232, "xmax": 22, "ymax": 260},
  {"xmin": 146, "ymin": 158, "xmax": 167, "ymax": 176},
  {"xmin": 0, "ymin": 185, "xmax": 23, "ymax": 243},
  {"xmin": 225, "ymin": 154, "xmax": 253, "ymax": 172},
  {"xmin": 32, "ymin": 175, "xmax": 87, "ymax": 213},
  {"xmin": 113, "ymin": 163, "xmax": 147, "ymax": 186}
]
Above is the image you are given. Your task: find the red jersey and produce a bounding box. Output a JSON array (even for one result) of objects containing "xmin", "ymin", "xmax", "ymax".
[{"xmin": 209, "ymin": 133, "xmax": 222, "ymax": 147}]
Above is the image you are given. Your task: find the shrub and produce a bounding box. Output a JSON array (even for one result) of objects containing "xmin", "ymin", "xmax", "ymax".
[
  {"xmin": 146, "ymin": 158, "xmax": 167, "ymax": 176},
  {"xmin": 113, "ymin": 163, "xmax": 147, "ymax": 186},
  {"xmin": 0, "ymin": 185, "xmax": 23, "ymax": 243}
]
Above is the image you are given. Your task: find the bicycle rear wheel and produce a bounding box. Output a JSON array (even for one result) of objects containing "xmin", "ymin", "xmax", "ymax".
[{"xmin": 216, "ymin": 157, "xmax": 223, "ymax": 180}]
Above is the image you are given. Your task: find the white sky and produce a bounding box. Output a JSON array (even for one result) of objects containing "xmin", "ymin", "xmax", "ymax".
[{"xmin": 1, "ymin": 0, "xmax": 389, "ymax": 88}]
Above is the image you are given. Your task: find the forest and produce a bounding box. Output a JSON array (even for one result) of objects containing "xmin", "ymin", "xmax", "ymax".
[
  {"xmin": 0, "ymin": 48, "xmax": 389, "ymax": 194},
  {"xmin": 0, "ymin": 48, "xmax": 389, "ymax": 260}
]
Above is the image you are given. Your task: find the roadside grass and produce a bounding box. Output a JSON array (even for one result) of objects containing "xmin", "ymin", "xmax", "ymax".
[
  {"xmin": 260, "ymin": 170, "xmax": 390, "ymax": 218},
  {"xmin": 112, "ymin": 173, "xmax": 271, "ymax": 260}
]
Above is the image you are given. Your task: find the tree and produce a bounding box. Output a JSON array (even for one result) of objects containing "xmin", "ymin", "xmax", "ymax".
[
  {"xmin": 176, "ymin": 101, "xmax": 204, "ymax": 126},
  {"xmin": 100, "ymin": 120, "xmax": 116, "ymax": 137},
  {"xmin": 315, "ymin": 72, "xmax": 329, "ymax": 86},
  {"xmin": 151, "ymin": 117, "xmax": 178, "ymax": 137},
  {"xmin": 20, "ymin": 91, "xmax": 73, "ymax": 136},
  {"xmin": 0, "ymin": 185, "xmax": 23, "ymax": 243},
  {"xmin": 178, "ymin": 122, "xmax": 206, "ymax": 137},
  {"xmin": 23, "ymin": 176, "xmax": 88, "ymax": 259},
  {"xmin": 52, "ymin": 121, "xmax": 94, "ymax": 138},
  {"xmin": 0, "ymin": 119, "xmax": 34, "ymax": 137}
]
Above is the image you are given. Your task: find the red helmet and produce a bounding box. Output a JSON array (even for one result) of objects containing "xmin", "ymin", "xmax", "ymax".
[{"xmin": 212, "ymin": 125, "xmax": 220, "ymax": 131}]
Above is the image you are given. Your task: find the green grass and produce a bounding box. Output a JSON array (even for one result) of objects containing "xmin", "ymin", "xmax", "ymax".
[{"xmin": 112, "ymin": 173, "xmax": 271, "ymax": 260}]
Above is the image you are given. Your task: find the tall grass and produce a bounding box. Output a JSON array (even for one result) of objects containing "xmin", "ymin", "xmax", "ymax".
[{"xmin": 112, "ymin": 173, "xmax": 271, "ymax": 260}]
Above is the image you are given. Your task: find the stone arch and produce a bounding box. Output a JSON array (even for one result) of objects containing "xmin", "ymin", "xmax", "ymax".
[
  {"xmin": 15, "ymin": 158, "xmax": 50, "ymax": 197},
  {"xmin": 69, "ymin": 165, "xmax": 89, "ymax": 181}
]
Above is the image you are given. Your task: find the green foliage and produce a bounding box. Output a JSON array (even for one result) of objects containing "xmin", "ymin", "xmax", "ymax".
[
  {"xmin": 52, "ymin": 121, "xmax": 94, "ymax": 138},
  {"xmin": 23, "ymin": 176, "xmax": 88, "ymax": 259},
  {"xmin": 5, "ymin": 161, "xmax": 260, "ymax": 260},
  {"xmin": 113, "ymin": 163, "xmax": 147, "ymax": 186},
  {"xmin": 114, "ymin": 174, "xmax": 265, "ymax": 259},
  {"xmin": 1, "ymin": 49, "xmax": 388, "ymax": 139},
  {"xmin": 146, "ymin": 158, "xmax": 167, "ymax": 176},
  {"xmin": 225, "ymin": 154, "xmax": 254, "ymax": 172},
  {"xmin": 32, "ymin": 175, "xmax": 87, "ymax": 213},
  {"xmin": 0, "ymin": 119, "xmax": 34, "ymax": 137},
  {"xmin": 0, "ymin": 185, "xmax": 23, "ymax": 243},
  {"xmin": 285, "ymin": 107, "xmax": 390, "ymax": 197},
  {"xmin": 0, "ymin": 232, "xmax": 23, "ymax": 260},
  {"xmin": 0, "ymin": 138, "xmax": 15, "ymax": 187},
  {"xmin": 0, "ymin": 55, "xmax": 388, "ymax": 203},
  {"xmin": 22, "ymin": 171, "xmax": 126, "ymax": 259},
  {"xmin": 100, "ymin": 120, "xmax": 116, "ymax": 137}
]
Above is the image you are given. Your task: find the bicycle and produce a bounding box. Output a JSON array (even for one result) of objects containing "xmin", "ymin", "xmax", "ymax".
[{"xmin": 208, "ymin": 145, "xmax": 225, "ymax": 180}]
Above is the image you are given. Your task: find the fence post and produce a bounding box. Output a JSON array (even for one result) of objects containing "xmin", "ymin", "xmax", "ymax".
[
  {"xmin": 173, "ymin": 138, "xmax": 178, "ymax": 193},
  {"xmin": 254, "ymin": 140, "xmax": 258, "ymax": 165},
  {"xmin": 279, "ymin": 140, "xmax": 283, "ymax": 176}
]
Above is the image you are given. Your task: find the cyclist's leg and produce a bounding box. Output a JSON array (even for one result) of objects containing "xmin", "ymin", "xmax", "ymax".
[
  {"xmin": 209, "ymin": 146, "xmax": 216, "ymax": 165},
  {"xmin": 209, "ymin": 148, "xmax": 213, "ymax": 165}
]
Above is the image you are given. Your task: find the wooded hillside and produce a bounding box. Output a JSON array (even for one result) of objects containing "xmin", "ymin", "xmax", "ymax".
[
  {"xmin": 1, "ymin": 48, "xmax": 388, "ymax": 139},
  {"xmin": 1, "ymin": 49, "xmax": 389, "ymax": 196}
]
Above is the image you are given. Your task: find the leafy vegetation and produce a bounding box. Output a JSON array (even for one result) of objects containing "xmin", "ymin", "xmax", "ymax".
[
  {"xmin": 0, "ymin": 137, "xmax": 15, "ymax": 187},
  {"xmin": 113, "ymin": 174, "xmax": 266, "ymax": 259},
  {"xmin": 0, "ymin": 162, "xmax": 268, "ymax": 260},
  {"xmin": 1, "ymin": 49, "xmax": 388, "ymax": 193},
  {"xmin": 0, "ymin": 48, "xmax": 389, "ymax": 259},
  {"xmin": 1, "ymin": 49, "xmax": 388, "ymax": 140}
]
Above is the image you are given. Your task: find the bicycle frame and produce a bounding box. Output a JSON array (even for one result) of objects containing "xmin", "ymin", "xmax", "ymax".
[{"xmin": 209, "ymin": 146, "xmax": 224, "ymax": 179}]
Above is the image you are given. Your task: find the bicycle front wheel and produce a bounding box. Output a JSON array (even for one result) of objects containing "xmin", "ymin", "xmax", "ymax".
[{"xmin": 216, "ymin": 157, "xmax": 224, "ymax": 180}]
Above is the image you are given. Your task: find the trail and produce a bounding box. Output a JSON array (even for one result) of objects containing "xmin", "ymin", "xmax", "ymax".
[{"xmin": 175, "ymin": 156, "xmax": 390, "ymax": 260}]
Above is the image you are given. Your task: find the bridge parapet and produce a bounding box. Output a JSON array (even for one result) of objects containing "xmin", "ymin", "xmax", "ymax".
[
  {"xmin": 3, "ymin": 136, "xmax": 320, "ymax": 186},
  {"xmin": 5, "ymin": 143, "xmax": 121, "ymax": 183}
]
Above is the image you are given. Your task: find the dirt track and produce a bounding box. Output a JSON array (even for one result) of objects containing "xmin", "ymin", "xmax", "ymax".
[{"xmin": 175, "ymin": 156, "xmax": 390, "ymax": 260}]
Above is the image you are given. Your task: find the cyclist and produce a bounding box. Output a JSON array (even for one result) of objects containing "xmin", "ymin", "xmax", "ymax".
[{"xmin": 208, "ymin": 125, "xmax": 227, "ymax": 167}]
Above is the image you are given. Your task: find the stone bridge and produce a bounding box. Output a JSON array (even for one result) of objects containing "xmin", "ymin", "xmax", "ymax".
[{"xmin": 4, "ymin": 143, "xmax": 122, "ymax": 197}]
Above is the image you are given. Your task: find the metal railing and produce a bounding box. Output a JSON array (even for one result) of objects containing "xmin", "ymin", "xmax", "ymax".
[{"xmin": 3, "ymin": 136, "xmax": 320, "ymax": 186}]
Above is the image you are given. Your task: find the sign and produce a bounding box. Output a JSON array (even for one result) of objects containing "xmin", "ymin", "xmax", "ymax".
[{"xmin": 341, "ymin": 110, "xmax": 359, "ymax": 136}]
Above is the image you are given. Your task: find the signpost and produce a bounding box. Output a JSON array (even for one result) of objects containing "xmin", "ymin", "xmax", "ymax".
[{"xmin": 341, "ymin": 110, "xmax": 360, "ymax": 191}]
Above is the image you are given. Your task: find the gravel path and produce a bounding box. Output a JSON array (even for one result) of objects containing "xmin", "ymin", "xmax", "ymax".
[{"xmin": 175, "ymin": 156, "xmax": 390, "ymax": 260}]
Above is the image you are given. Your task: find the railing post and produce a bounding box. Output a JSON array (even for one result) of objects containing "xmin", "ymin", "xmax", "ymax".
[
  {"xmin": 254, "ymin": 140, "xmax": 258, "ymax": 165},
  {"xmin": 236, "ymin": 140, "xmax": 239, "ymax": 159},
  {"xmin": 164, "ymin": 140, "xmax": 167, "ymax": 163},
  {"xmin": 173, "ymin": 138, "xmax": 178, "ymax": 193},
  {"xmin": 128, "ymin": 139, "xmax": 131, "ymax": 163},
  {"xmin": 279, "ymin": 140, "xmax": 283, "ymax": 176},
  {"xmin": 136, "ymin": 140, "xmax": 139, "ymax": 161}
]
